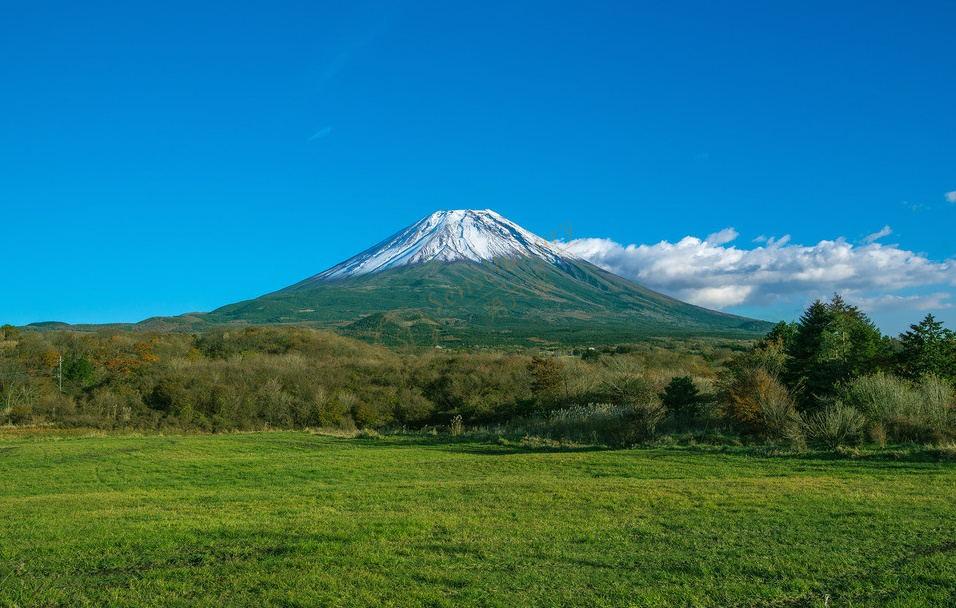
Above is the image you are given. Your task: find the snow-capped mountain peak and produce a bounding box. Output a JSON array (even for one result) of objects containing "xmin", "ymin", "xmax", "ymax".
[{"xmin": 314, "ymin": 209, "xmax": 574, "ymax": 281}]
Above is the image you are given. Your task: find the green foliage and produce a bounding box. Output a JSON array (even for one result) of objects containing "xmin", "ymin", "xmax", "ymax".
[
  {"xmin": 5, "ymin": 304, "xmax": 953, "ymax": 451},
  {"xmin": 528, "ymin": 356, "xmax": 564, "ymax": 401},
  {"xmin": 204, "ymin": 258, "xmax": 772, "ymax": 346},
  {"xmin": 62, "ymin": 354, "xmax": 96, "ymax": 391},
  {"xmin": 760, "ymin": 320, "xmax": 797, "ymax": 349},
  {"xmin": 719, "ymin": 298, "xmax": 955, "ymax": 445},
  {"xmin": 523, "ymin": 401, "xmax": 665, "ymax": 446},
  {"xmin": 839, "ymin": 372, "xmax": 919, "ymax": 422},
  {"xmin": 897, "ymin": 314, "xmax": 956, "ymax": 380},
  {"xmin": 839, "ymin": 372, "xmax": 954, "ymax": 443},
  {"xmin": 785, "ymin": 295, "xmax": 888, "ymax": 411},
  {"xmin": 804, "ymin": 403, "xmax": 867, "ymax": 448},
  {"xmin": 660, "ymin": 376, "xmax": 702, "ymax": 418}
]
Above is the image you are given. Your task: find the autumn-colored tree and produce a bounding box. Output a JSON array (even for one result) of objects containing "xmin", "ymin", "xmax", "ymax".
[
  {"xmin": 135, "ymin": 341, "xmax": 160, "ymax": 364},
  {"xmin": 41, "ymin": 349, "xmax": 60, "ymax": 370},
  {"xmin": 528, "ymin": 356, "xmax": 564, "ymax": 401}
]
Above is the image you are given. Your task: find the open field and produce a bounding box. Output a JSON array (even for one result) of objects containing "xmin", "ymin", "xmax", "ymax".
[{"xmin": 1, "ymin": 432, "xmax": 954, "ymax": 607}]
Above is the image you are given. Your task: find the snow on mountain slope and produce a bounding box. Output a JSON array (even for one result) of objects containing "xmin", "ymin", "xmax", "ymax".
[{"xmin": 313, "ymin": 209, "xmax": 575, "ymax": 281}]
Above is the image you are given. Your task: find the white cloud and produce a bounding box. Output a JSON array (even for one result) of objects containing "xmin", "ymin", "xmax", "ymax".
[
  {"xmin": 862, "ymin": 225, "xmax": 892, "ymax": 244},
  {"xmin": 685, "ymin": 285, "xmax": 753, "ymax": 308},
  {"xmin": 850, "ymin": 292, "xmax": 953, "ymax": 312},
  {"xmin": 705, "ymin": 227, "xmax": 739, "ymax": 245},
  {"xmin": 946, "ymin": 191, "xmax": 956, "ymax": 204},
  {"xmin": 559, "ymin": 229, "xmax": 956, "ymax": 311}
]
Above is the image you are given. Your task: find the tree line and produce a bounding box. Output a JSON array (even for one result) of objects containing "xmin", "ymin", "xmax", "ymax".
[{"xmin": 1, "ymin": 296, "xmax": 953, "ymax": 448}]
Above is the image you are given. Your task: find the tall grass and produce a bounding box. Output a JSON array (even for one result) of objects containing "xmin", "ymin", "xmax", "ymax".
[
  {"xmin": 839, "ymin": 373, "xmax": 954, "ymax": 442},
  {"xmin": 520, "ymin": 402, "xmax": 665, "ymax": 447},
  {"xmin": 804, "ymin": 404, "xmax": 866, "ymax": 448}
]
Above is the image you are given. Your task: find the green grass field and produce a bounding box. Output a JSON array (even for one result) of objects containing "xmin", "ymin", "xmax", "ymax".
[{"xmin": 1, "ymin": 432, "xmax": 954, "ymax": 607}]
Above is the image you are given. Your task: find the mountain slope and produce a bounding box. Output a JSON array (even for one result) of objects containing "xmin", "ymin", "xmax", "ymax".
[
  {"xmin": 299, "ymin": 209, "xmax": 571, "ymax": 282},
  {"xmin": 206, "ymin": 211, "xmax": 772, "ymax": 344}
]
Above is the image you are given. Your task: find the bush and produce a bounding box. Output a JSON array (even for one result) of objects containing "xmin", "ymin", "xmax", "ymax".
[
  {"xmin": 6, "ymin": 404, "xmax": 34, "ymax": 425},
  {"xmin": 839, "ymin": 372, "xmax": 953, "ymax": 442},
  {"xmin": 599, "ymin": 360, "xmax": 657, "ymax": 406},
  {"xmin": 868, "ymin": 422, "xmax": 887, "ymax": 448},
  {"xmin": 524, "ymin": 401, "xmax": 664, "ymax": 447},
  {"xmin": 624, "ymin": 401, "xmax": 666, "ymax": 442},
  {"xmin": 528, "ymin": 356, "xmax": 564, "ymax": 401},
  {"xmin": 915, "ymin": 375, "xmax": 954, "ymax": 434},
  {"xmin": 804, "ymin": 403, "xmax": 866, "ymax": 448},
  {"xmin": 840, "ymin": 372, "xmax": 918, "ymax": 422},
  {"xmin": 758, "ymin": 386, "xmax": 804, "ymax": 447},
  {"xmin": 721, "ymin": 368, "xmax": 786, "ymax": 430}
]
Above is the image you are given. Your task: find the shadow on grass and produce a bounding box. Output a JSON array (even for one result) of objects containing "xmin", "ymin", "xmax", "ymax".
[
  {"xmin": 337, "ymin": 432, "xmax": 955, "ymax": 465},
  {"xmin": 344, "ymin": 432, "xmax": 609, "ymax": 455}
]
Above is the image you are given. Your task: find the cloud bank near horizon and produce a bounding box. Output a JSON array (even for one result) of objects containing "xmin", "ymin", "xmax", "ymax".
[{"xmin": 558, "ymin": 228, "xmax": 956, "ymax": 314}]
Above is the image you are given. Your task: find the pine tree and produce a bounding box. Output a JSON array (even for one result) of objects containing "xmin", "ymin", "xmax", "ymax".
[
  {"xmin": 784, "ymin": 295, "xmax": 887, "ymax": 411},
  {"xmin": 898, "ymin": 314, "xmax": 956, "ymax": 379},
  {"xmin": 760, "ymin": 321, "xmax": 797, "ymax": 350},
  {"xmin": 660, "ymin": 376, "xmax": 701, "ymax": 418},
  {"xmin": 784, "ymin": 299, "xmax": 830, "ymax": 405}
]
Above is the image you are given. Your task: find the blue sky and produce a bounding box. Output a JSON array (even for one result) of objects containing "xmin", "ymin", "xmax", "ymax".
[{"xmin": 2, "ymin": 1, "xmax": 954, "ymax": 332}]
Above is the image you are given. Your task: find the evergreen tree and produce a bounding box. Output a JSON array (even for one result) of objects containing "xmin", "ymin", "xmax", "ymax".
[
  {"xmin": 760, "ymin": 321, "xmax": 797, "ymax": 350},
  {"xmin": 784, "ymin": 299, "xmax": 830, "ymax": 403},
  {"xmin": 898, "ymin": 314, "xmax": 956, "ymax": 379},
  {"xmin": 660, "ymin": 376, "xmax": 701, "ymax": 418},
  {"xmin": 784, "ymin": 295, "xmax": 886, "ymax": 411}
]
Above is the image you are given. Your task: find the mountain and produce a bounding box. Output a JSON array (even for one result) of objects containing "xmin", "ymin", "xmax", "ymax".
[
  {"xmin": 204, "ymin": 210, "xmax": 772, "ymax": 345},
  {"xmin": 308, "ymin": 209, "xmax": 568, "ymax": 281}
]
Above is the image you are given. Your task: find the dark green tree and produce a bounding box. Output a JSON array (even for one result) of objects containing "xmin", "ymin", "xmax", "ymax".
[
  {"xmin": 784, "ymin": 295, "xmax": 887, "ymax": 411},
  {"xmin": 660, "ymin": 376, "xmax": 701, "ymax": 418},
  {"xmin": 897, "ymin": 314, "xmax": 956, "ymax": 379},
  {"xmin": 62, "ymin": 354, "xmax": 96, "ymax": 392},
  {"xmin": 783, "ymin": 300, "xmax": 830, "ymax": 398},
  {"xmin": 760, "ymin": 321, "xmax": 797, "ymax": 350}
]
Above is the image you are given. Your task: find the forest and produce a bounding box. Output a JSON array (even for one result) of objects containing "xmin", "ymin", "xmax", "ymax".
[{"xmin": 2, "ymin": 295, "xmax": 955, "ymax": 450}]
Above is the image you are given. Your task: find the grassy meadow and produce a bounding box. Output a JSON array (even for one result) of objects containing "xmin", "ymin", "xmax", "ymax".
[{"xmin": 1, "ymin": 430, "xmax": 954, "ymax": 607}]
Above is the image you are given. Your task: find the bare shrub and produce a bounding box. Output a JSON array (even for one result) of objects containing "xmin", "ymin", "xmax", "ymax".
[
  {"xmin": 915, "ymin": 375, "xmax": 954, "ymax": 436},
  {"xmin": 599, "ymin": 359, "xmax": 657, "ymax": 406},
  {"xmin": 868, "ymin": 422, "xmax": 887, "ymax": 448},
  {"xmin": 840, "ymin": 372, "xmax": 954, "ymax": 442},
  {"xmin": 527, "ymin": 401, "xmax": 664, "ymax": 447},
  {"xmin": 449, "ymin": 414, "xmax": 464, "ymax": 436},
  {"xmin": 804, "ymin": 403, "xmax": 866, "ymax": 448},
  {"xmin": 721, "ymin": 367, "xmax": 801, "ymax": 444},
  {"xmin": 758, "ymin": 387, "xmax": 804, "ymax": 447}
]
